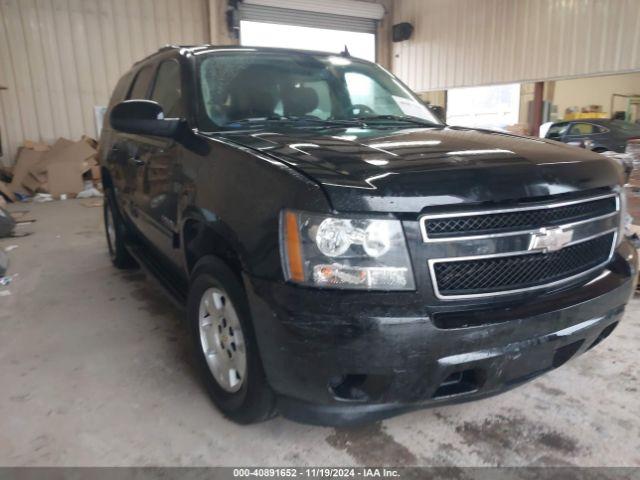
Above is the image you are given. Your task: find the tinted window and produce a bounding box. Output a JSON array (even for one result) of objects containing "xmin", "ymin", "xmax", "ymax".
[
  {"xmin": 151, "ymin": 60, "xmax": 183, "ymax": 117},
  {"xmin": 547, "ymin": 123, "xmax": 569, "ymax": 139},
  {"xmin": 568, "ymin": 123, "xmax": 604, "ymax": 136},
  {"xmin": 108, "ymin": 73, "xmax": 133, "ymax": 108},
  {"xmin": 128, "ymin": 65, "xmax": 155, "ymax": 99}
]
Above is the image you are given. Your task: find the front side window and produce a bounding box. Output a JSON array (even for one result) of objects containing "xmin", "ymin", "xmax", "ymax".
[
  {"xmin": 197, "ymin": 51, "xmax": 440, "ymax": 130},
  {"xmin": 128, "ymin": 65, "xmax": 155, "ymax": 100},
  {"xmin": 547, "ymin": 123, "xmax": 569, "ymax": 139},
  {"xmin": 151, "ymin": 60, "xmax": 183, "ymax": 118}
]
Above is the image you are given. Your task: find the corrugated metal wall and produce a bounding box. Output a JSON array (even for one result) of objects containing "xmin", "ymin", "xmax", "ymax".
[
  {"xmin": 393, "ymin": 0, "xmax": 640, "ymax": 92},
  {"xmin": 0, "ymin": 0, "xmax": 209, "ymax": 164}
]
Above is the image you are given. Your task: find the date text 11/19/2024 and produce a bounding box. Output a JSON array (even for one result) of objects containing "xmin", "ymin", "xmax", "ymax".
[{"xmin": 232, "ymin": 468, "xmax": 401, "ymax": 478}]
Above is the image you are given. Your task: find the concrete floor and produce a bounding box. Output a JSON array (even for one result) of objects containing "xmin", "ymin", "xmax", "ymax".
[{"xmin": 0, "ymin": 199, "xmax": 638, "ymax": 467}]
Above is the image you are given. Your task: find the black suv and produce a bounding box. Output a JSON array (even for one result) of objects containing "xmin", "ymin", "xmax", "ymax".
[{"xmin": 99, "ymin": 46, "xmax": 638, "ymax": 426}]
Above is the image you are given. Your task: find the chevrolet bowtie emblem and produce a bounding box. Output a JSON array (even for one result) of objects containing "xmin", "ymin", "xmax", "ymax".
[{"xmin": 530, "ymin": 227, "xmax": 574, "ymax": 253}]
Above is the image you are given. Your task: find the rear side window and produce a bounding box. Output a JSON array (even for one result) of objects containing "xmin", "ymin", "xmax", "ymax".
[
  {"xmin": 568, "ymin": 123, "xmax": 604, "ymax": 135},
  {"xmin": 128, "ymin": 64, "xmax": 155, "ymax": 99},
  {"xmin": 150, "ymin": 60, "xmax": 183, "ymax": 118}
]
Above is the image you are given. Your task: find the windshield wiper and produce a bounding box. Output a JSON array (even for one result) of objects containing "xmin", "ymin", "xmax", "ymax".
[
  {"xmin": 224, "ymin": 116, "xmax": 361, "ymax": 129},
  {"xmin": 223, "ymin": 115, "xmax": 438, "ymax": 130},
  {"xmin": 354, "ymin": 115, "xmax": 440, "ymax": 128},
  {"xmin": 282, "ymin": 116, "xmax": 363, "ymax": 127}
]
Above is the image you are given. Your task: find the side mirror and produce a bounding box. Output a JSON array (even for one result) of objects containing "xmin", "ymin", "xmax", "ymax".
[
  {"xmin": 427, "ymin": 105, "xmax": 445, "ymax": 123},
  {"xmin": 110, "ymin": 100, "xmax": 182, "ymax": 138}
]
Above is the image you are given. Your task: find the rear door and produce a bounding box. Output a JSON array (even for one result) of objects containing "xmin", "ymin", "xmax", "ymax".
[{"xmin": 135, "ymin": 58, "xmax": 185, "ymax": 261}]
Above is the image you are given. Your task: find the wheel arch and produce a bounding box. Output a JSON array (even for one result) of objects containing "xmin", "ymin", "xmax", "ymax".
[{"xmin": 180, "ymin": 207, "xmax": 246, "ymax": 279}]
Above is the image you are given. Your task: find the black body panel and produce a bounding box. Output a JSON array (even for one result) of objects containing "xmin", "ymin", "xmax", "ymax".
[
  {"xmin": 98, "ymin": 45, "xmax": 638, "ymax": 425},
  {"xmin": 220, "ymin": 126, "xmax": 623, "ymax": 213}
]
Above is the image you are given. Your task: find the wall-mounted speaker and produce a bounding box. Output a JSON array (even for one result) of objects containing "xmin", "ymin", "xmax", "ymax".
[{"xmin": 393, "ymin": 22, "xmax": 414, "ymax": 42}]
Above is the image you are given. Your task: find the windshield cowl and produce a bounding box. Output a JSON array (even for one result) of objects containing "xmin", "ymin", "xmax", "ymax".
[{"xmin": 217, "ymin": 114, "xmax": 441, "ymax": 132}]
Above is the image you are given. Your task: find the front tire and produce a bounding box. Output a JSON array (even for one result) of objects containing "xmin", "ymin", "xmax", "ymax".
[{"xmin": 187, "ymin": 256, "xmax": 277, "ymax": 424}]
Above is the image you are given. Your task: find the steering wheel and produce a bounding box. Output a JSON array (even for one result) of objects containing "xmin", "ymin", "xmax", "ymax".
[{"xmin": 350, "ymin": 104, "xmax": 376, "ymax": 117}]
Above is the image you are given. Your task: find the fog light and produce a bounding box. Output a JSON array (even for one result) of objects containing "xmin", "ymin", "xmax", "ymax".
[{"xmin": 313, "ymin": 264, "xmax": 410, "ymax": 289}]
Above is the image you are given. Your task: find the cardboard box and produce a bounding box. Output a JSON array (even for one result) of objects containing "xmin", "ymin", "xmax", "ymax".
[
  {"xmin": 23, "ymin": 140, "xmax": 50, "ymax": 152},
  {"xmin": 10, "ymin": 148, "xmax": 46, "ymax": 194},
  {"xmin": 44, "ymin": 138, "xmax": 95, "ymax": 168},
  {"xmin": 22, "ymin": 172, "xmax": 44, "ymax": 193},
  {"xmin": 81, "ymin": 135, "xmax": 98, "ymax": 149},
  {"xmin": 46, "ymin": 139, "xmax": 97, "ymax": 196},
  {"xmin": 11, "ymin": 137, "xmax": 98, "ymax": 197},
  {"xmin": 47, "ymin": 159, "xmax": 85, "ymax": 197},
  {"xmin": 29, "ymin": 137, "xmax": 74, "ymax": 178},
  {"xmin": 0, "ymin": 181, "xmax": 16, "ymax": 202}
]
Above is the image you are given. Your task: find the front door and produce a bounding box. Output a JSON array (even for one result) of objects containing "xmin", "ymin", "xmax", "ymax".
[
  {"xmin": 136, "ymin": 59, "xmax": 185, "ymax": 263},
  {"xmin": 107, "ymin": 64, "xmax": 156, "ymax": 228}
]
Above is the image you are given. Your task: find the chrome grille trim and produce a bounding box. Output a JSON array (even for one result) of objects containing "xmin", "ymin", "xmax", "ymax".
[
  {"xmin": 422, "ymin": 192, "xmax": 621, "ymax": 300},
  {"xmin": 419, "ymin": 192, "xmax": 619, "ymax": 242}
]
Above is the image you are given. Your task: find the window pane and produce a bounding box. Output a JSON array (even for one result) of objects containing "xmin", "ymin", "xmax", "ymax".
[
  {"xmin": 197, "ymin": 52, "xmax": 439, "ymax": 129},
  {"xmin": 547, "ymin": 123, "xmax": 569, "ymax": 139},
  {"xmin": 128, "ymin": 65, "xmax": 155, "ymax": 99},
  {"xmin": 240, "ymin": 21, "xmax": 376, "ymax": 62},
  {"xmin": 447, "ymin": 84, "xmax": 521, "ymax": 131},
  {"xmin": 151, "ymin": 60, "xmax": 183, "ymax": 117},
  {"xmin": 345, "ymin": 72, "xmax": 404, "ymax": 117},
  {"xmin": 569, "ymin": 123, "xmax": 594, "ymax": 135}
]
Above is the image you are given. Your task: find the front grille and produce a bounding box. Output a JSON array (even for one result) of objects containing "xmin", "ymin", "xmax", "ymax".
[
  {"xmin": 424, "ymin": 195, "xmax": 617, "ymax": 239},
  {"xmin": 432, "ymin": 233, "xmax": 615, "ymax": 297}
]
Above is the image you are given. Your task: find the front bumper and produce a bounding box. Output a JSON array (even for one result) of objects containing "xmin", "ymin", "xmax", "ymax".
[{"xmin": 244, "ymin": 241, "xmax": 638, "ymax": 426}]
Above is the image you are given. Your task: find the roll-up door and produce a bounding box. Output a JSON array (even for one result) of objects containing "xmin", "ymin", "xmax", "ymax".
[{"xmin": 239, "ymin": 0, "xmax": 384, "ymax": 33}]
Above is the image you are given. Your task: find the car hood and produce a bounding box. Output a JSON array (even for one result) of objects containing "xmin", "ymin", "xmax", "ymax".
[{"xmin": 218, "ymin": 126, "xmax": 623, "ymax": 213}]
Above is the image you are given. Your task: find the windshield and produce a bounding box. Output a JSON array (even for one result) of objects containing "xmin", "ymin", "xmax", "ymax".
[{"xmin": 196, "ymin": 50, "xmax": 441, "ymax": 130}]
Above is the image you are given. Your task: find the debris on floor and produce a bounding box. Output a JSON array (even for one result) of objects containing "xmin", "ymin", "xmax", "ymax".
[
  {"xmin": 80, "ymin": 200, "xmax": 103, "ymax": 208},
  {"xmin": 0, "ymin": 250, "xmax": 7, "ymax": 277},
  {"xmin": 0, "ymin": 136, "xmax": 102, "ymax": 203},
  {"xmin": 0, "ymin": 207, "xmax": 16, "ymax": 238},
  {"xmin": 76, "ymin": 186, "xmax": 103, "ymax": 199},
  {"xmin": 33, "ymin": 193, "xmax": 53, "ymax": 203}
]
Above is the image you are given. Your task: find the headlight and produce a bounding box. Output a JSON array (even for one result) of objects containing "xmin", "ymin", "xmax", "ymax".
[{"xmin": 281, "ymin": 210, "xmax": 415, "ymax": 290}]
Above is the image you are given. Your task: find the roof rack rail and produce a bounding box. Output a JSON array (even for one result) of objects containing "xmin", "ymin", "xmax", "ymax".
[{"xmin": 132, "ymin": 44, "xmax": 184, "ymax": 66}]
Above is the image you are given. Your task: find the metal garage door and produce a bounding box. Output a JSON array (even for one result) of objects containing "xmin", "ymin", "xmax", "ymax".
[{"xmin": 238, "ymin": 0, "xmax": 384, "ymax": 33}]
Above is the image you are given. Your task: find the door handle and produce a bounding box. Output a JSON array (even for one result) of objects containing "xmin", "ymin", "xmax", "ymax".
[{"xmin": 128, "ymin": 156, "xmax": 145, "ymax": 167}]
